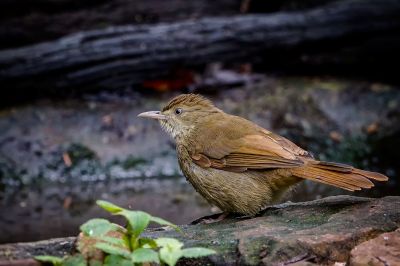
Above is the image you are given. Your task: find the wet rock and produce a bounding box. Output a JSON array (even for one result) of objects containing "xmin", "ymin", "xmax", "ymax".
[
  {"xmin": 0, "ymin": 237, "xmax": 75, "ymax": 262},
  {"xmin": 0, "ymin": 196, "xmax": 399, "ymax": 265}
]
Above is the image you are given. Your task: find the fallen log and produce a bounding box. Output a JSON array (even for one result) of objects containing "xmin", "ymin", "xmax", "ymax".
[
  {"xmin": 0, "ymin": 0, "xmax": 339, "ymax": 49},
  {"xmin": 0, "ymin": 196, "xmax": 399, "ymax": 265},
  {"xmin": 0, "ymin": 0, "xmax": 241, "ymax": 49},
  {"xmin": 1, "ymin": 0, "xmax": 400, "ymax": 104}
]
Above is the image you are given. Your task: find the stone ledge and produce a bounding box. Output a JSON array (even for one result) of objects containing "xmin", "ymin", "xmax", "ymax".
[{"xmin": 1, "ymin": 195, "xmax": 399, "ymax": 265}]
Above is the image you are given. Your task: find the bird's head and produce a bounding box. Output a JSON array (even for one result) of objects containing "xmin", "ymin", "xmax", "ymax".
[{"xmin": 138, "ymin": 94, "xmax": 220, "ymax": 140}]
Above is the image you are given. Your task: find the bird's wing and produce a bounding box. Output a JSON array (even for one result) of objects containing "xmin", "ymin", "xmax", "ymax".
[{"xmin": 190, "ymin": 115, "xmax": 309, "ymax": 172}]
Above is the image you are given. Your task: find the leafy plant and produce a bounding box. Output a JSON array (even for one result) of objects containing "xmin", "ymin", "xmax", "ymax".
[{"xmin": 35, "ymin": 200, "xmax": 216, "ymax": 266}]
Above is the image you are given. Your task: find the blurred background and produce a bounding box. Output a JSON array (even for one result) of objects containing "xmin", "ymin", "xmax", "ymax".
[{"xmin": 0, "ymin": 0, "xmax": 399, "ymax": 244}]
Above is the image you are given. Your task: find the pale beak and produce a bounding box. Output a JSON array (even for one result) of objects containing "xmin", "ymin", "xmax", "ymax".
[{"xmin": 137, "ymin": 111, "xmax": 167, "ymax": 120}]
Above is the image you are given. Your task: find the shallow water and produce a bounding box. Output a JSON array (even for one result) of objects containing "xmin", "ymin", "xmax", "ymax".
[{"xmin": 0, "ymin": 177, "xmax": 214, "ymax": 243}]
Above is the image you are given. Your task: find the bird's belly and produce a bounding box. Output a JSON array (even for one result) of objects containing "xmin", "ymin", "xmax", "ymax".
[{"xmin": 180, "ymin": 160, "xmax": 298, "ymax": 215}]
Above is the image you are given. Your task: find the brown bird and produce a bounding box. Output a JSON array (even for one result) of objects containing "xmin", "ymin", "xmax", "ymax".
[{"xmin": 138, "ymin": 94, "xmax": 388, "ymax": 216}]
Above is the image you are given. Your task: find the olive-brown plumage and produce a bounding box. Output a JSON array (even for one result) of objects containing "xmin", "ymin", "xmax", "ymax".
[{"xmin": 138, "ymin": 94, "xmax": 388, "ymax": 215}]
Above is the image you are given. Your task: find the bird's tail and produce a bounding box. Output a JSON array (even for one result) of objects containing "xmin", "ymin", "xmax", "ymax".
[{"xmin": 291, "ymin": 160, "xmax": 388, "ymax": 191}]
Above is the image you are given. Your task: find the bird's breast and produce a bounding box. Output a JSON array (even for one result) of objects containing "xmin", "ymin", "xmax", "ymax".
[{"xmin": 175, "ymin": 144, "xmax": 295, "ymax": 215}]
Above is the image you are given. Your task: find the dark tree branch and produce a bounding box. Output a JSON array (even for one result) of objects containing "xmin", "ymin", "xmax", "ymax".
[{"xmin": 0, "ymin": 0, "xmax": 400, "ymax": 104}]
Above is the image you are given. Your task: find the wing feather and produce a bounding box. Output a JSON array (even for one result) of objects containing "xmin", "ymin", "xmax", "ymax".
[{"xmin": 189, "ymin": 114, "xmax": 308, "ymax": 172}]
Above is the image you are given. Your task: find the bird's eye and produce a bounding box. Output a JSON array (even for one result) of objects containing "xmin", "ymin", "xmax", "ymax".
[{"xmin": 175, "ymin": 108, "xmax": 183, "ymax": 115}]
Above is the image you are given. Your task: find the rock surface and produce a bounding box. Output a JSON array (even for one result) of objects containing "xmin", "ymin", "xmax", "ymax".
[
  {"xmin": 349, "ymin": 229, "xmax": 400, "ymax": 266},
  {"xmin": 0, "ymin": 195, "xmax": 399, "ymax": 265}
]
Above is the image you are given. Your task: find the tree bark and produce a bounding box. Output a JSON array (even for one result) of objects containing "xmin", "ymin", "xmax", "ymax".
[
  {"xmin": 1, "ymin": 0, "xmax": 400, "ymax": 104},
  {"xmin": 0, "ymin": 0, "xmax": 242, "ymax": 49},
  {"xmin": 0, "ymin": 0, "xmax": 340, "ymax": 49}
]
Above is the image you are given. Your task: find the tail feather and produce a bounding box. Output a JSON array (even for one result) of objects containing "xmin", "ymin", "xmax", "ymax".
[
  {"xmin": 311, "ymin": 161, "xmax": 353, "ymax": 173},
  {"xmin": 352, "ymin": 169, "xmax": 388, "ymax": 181},
  {"xmin": 291, "ymin": 160, "xmax": 388, "ymax": 191}
]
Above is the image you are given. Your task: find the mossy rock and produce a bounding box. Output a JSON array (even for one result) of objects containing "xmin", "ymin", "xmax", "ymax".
[{"xmin": 1, "ymin": 196, "xmax": 399, "ymax": 265}]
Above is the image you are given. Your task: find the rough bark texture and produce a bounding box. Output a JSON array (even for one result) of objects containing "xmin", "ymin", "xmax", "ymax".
[
  {"xmin": 1, "ymin": 0, "xmax": 400, "ymax": 105},
  {"xmin": 0, "ymin": 0, "xmax": 339, "ymax": 49},
  {"xmin": 0, "ymin": 0, "xmax": 242, "ymax": 49},
  {"xmin": 0, "ymin": 196, "xmax": 399, "ymax": 265}
]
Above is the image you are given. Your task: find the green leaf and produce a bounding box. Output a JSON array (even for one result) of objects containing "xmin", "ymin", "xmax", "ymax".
[
  {"xmin": 155, "ymin": 237, "xmax": 184, "ymax": 249},
  {"xmin": 35, "ymin": 255, "xmax": 63, "ymax": 266},
  {"xmin": 181, "ymin": 247, "xmax": 216, "ymax": 258},
  {"xmin": 119, "ymin": 210, "xmax": 150, "ymax": 237},
  {"xmin": 159, "ymin": 247, "xmax": 183, "ymax": 266},
  {"xmin": 139, "ymin": 238, "xmax": 158, "ymax": 248},
  {"xmin": 80, "ymin": 218, "xmax": 117, "ymax": 237},
  {"xmin": 156, "ymin": 238, "xmax": 185, "ymax": 266},
  {"xmin": 63, "ymin": 254, "xmax": 86, "ymax": 266},
  {"xmin": 150, "ymin": 216, "xmax": 181, "ymax": 232},
  {"xmin": 131, "ymin": 248, "xmax": 160, "ymax": 264},
  {"xmin": 104, "ymin": 255, "xmax": 132, "ymax": 266},
  {"xmin": 88, "ymin": 260, "xmax": 102, "ymax": 266},
  {"xmin": 94, "ymin": 242, "xmax": 131, "ymax": 259},
  {"xmin": 96, "ymin": 200, "xmax": 124, "ymax": 213},
  {"xmin": 122, "ymin": 234, "xmax": 130, "ymax": 250},
  {"xmin": 101, "ymin": 236, "xmax": 126, "ymax": 247}
]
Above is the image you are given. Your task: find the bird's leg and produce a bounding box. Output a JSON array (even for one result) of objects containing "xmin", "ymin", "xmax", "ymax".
[
  {"xmin": 257, "ymin": 204, "xmax": 286, "ymax": 217},
  {"xmin": 198, "ymin": 212, "xmax": 229, "ymax": 224},
  {"xmin": 191, "ymin": 212, "xmax": 232, "ymax": 225},
  {"xmin": 191, "ymin": 211, "xmax": 256, "ymax": 224}
]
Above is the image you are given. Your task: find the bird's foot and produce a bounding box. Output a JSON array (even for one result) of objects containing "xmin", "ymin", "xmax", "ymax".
[
  {"xmin": 191, "ymin": 212, "xmax": 252, "ymax": 224},
  {"xmin": 191, "ymin": 212, "xmax": 231, "ymax": 225},
  {"xmin": 256, "ymin": 204, "xmax": 287, "ymax": 216}
]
